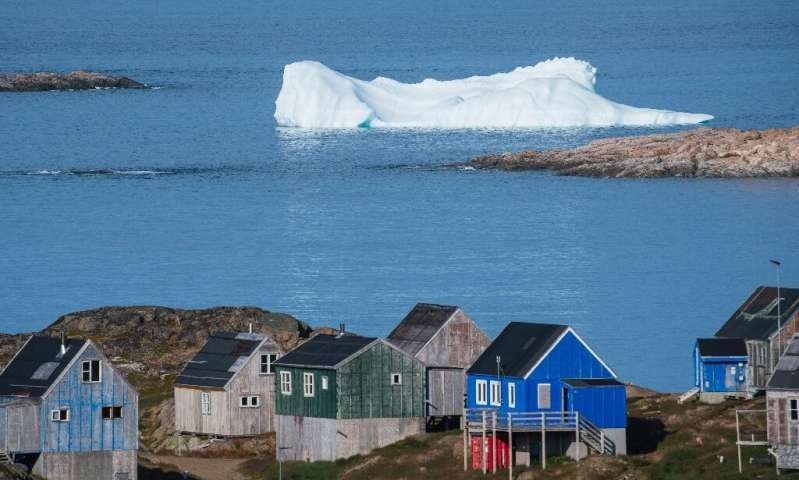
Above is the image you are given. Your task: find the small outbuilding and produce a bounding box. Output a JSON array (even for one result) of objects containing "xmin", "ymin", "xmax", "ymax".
[
  {"xmin": 693, "ymin": 338, "xmax": 749, "ymax": 402},
  {"xmin": 274, "ymin": 333, "xmax": 426, "ymax": 461},
  {"xmin": 767, "ymin": 334, "xmax": 799, "ymax": 471},
  {"xmin": 174, "ymin": 331, "xmax": 283, "ymax": 437}
]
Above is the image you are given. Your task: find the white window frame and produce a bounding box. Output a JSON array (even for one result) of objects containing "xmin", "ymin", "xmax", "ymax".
[
  {"xmin": 489, "ymin": 380, "xmax": 501, "ymax": 406},
  {"xmin": 201, "ymin": 391, "xmax": 211, "ymax": 415},
  {"xmin": 391, "ymin": 373, "xmax": 402, "ymax": 385},
  {"xmin": 240, "ymin": 395, "xmax": 261, "ymax": 408},
  {"xmin": 102, "ymin": 405, "xmax": 123, "ymax": 420},
  {"xmin": 260, "ymin": 353, "xmax": 279, "ymax": 375},
  {"xmin": 303, "ymin": 372, "xmax": 315, "ymax": 397},
  {"xmin": 280, "ymin": 371, "xmax": 292, "ymax": 395},
  {"xmin": 321, "ymin": 376, "xmax": 329, "ymax": 390},
  {"xmin": 81, "ymin": 360, "xmax": 102, "ymax": 383},
  {"xmin": 508, "ymin": 383, "xmax": 516, "ymax": 408},
  {"xmin": 791, "ymin": 399, "xmax": 799, "ymax": 422},
  {"xmin": 475, "ymin": 380, "xmax": 487, "ymax": 405},
  {"xmin": 51, "ymin": 408, "xmax": 69, "ymax": 422},
  {"xmin": 537, "ymin": 383, "xmax": 551, "ymax": 409}
]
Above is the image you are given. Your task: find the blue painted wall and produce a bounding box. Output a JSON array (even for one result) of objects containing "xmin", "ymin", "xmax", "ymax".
[
  {"xmin": 566, "ymin": 384, "xmax": 626, "ymax": 428},
  {"xmin": 39, "ymin": 343, "xmax": 138, "ymax": 453},
  {"xmin": 693, "ymin": 346, "xmax": 748, "ymax": 393}
]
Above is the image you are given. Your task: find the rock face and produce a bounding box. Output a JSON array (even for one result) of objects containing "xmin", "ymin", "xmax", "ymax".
[
  {"xmin": 468, "ymin": 127, "xmax": 799, "ymax": 178},
  {"xmin": 0, "ymin": 71, "xmax": 146, "ymax": 92}
]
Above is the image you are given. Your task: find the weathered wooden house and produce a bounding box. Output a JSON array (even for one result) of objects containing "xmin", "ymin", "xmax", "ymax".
[
  {"xmin": 387, "ymin": 303, "xmax": 490, "ymax": 423},
  {"xmin": 463, "ymin": 322, "xmax": 626, "ymax": 471},
  {"xmin": 274, "ymin": 333, "xmax": 426, "ymax": 461},
  {"xmin": 0, "ymin": 335, "xmax": 138, "ymax": 480},
  {"xmin": 174, "ymin": 331, "xmax": 282, "ymax": 436},
  {"xmin": 715, "ymin": 286, "xmax": 799, "ymax": 390},
  {"xmin": 693, "ymin": 338, "xmax": 749, "ymax": 403},
  {"xmin": 766, "ymin": 334, "xmax": 799, "ymax": 471}
]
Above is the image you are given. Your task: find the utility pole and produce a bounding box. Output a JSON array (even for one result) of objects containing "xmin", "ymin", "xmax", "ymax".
[{"xmin": 771, "ymin": 259, "xmax": 783, "ymax": 364}]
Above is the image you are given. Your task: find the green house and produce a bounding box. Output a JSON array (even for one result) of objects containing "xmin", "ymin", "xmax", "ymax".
[{"xmin": 274, "ymin": 333, "xmax": 426, "ymax": 461}]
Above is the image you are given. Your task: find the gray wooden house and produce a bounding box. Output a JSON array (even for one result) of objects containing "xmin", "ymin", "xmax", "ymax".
[
  {"xmin": 715, "ymin": 286, "xmax": 799, "ymax": 390},
  {"xmin": 387, "ymin": 303, "xmax": 490, "ymax": 423},
  {"xmin": 0, "ymin": 335, "xmax": 138, "ymax": 480},
  {"xmin": 767, "ymin": 333, "xmax": 799, "ymax": 471},
  {"xmin": 274, "ymin": 333, "xmax": 426, "ymax": 461},
  {"xmin": 174, "ymin": 331, "xmax": 282, "ymax": 436}
]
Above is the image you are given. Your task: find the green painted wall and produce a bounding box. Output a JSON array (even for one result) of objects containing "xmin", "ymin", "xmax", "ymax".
[
  {"xmin": 274, "ymin": 367, "xmax": 337, "ymax": 419},
  {"xmin": 337, "ymin": 342, "xmax": 425, "ymax": 419}
]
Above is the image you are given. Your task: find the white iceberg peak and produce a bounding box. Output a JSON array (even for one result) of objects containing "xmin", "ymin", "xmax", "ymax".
[{"xmin": 274, "ymin": 58, "xmax": 713, "ymax": 129}]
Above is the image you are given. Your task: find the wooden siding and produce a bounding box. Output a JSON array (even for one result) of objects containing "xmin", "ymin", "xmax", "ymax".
[
  {"xmin": 768, "ymin": 390, "xmax": 799, "ymax": 446},
  {"xmin": 175, "ymin": 342, "xmax": 279, "ymax": 435},
  {"xmin": 40, "ymin": 343, "xmax": 138, "ymax": 453},
  {"xmin": 0, "ymin": 401, "xmax": 40, "ymax": 453},
  {"xmin": 415, "ymin": 309, "xmax": 490, "ymax": 369},
  {"xmin": 427, "ymin": 368, "xmax": 464, "ymax": 416},
  {"xmin": 338, "ymin": 342, "xmax": 425, "ymax": 419},
  {"xmin": 33, "ymin": 449, "xmax": 137, "ymax": 480},
  {"xmin": 274, "ymin": 367, "xmax": 338, "ymax": 419}
]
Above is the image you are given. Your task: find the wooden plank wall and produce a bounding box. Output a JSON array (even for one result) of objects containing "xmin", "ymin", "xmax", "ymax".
[
  {"xmin": 2, "ymin": 402, "xmax": 40, "ymax": 453},
  {"xmin": 768, "ymin": 390, "xmax": 799, "ymax": 446},
  {"xmin": 427, "ymin": 368, "xmax": 464, "ymax": 416},
  {"xmin": 416, "ymin": 310, "xmax": 490, "ymax": 369},
  {"xmin": 273, "ymin": 366, "xmax": 338, "ymax": 419}
]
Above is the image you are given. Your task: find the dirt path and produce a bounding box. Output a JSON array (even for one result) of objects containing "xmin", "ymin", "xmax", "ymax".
[{"xmin": 153, "ymin": 456, "xmax": 250, "ymax": 480}]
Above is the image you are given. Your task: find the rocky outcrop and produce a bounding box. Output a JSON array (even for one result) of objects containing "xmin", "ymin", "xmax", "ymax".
[
  {"xmin": 467, "ymin": 127, "xmax": 799, "ymax": 178},
  {"xmin": 0, "ymin": 71, "xmax": 146, "ymax": 92}
]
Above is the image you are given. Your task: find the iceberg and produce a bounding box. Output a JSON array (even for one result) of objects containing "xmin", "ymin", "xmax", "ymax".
[{"xmin": 274, "ymin": 58, "xmax": 713, "ymax": 129}]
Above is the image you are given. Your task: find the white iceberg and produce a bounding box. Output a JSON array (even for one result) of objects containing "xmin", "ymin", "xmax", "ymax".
[{"xmin": 274, "ymin": 58, "xmax": 713, "ymax": 129}]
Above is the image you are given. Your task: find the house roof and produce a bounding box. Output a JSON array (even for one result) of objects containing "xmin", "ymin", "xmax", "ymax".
[
  {"xmin": 767, "ymin": 335, "xmax": 799, "ymax": 390},
  {"xmin": 274, "ymin": 334, "xmax": 377, "ymax": 369},
  {"xmin": 715, "ymin": 286, "xmax": 799, "ymax": 340},
  {"xmin": 467, "ymin": 322, "xmax": 568, "ymax": 377},
  {"xmin": 174, "ymin": 332, "xmax": 266, "ymax": 388},
  {"xmin": 387, "ymin": 303, "xmax": 458, "ymax": 356},
  {"xmin": 696, "ymin": 338, "xmax": 748, "ymax": 357},
  {"xmin": 0, "ymin": 336, "xmax": 87, "ymax": 398},
  {"xmin": 562, "ymin": 378, "xmax": 624, "ymax": 388}
]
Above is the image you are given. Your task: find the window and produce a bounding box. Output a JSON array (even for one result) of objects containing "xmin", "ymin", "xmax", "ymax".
[
  {"xmin": 321, "ymin": 376, "xmax": 329, "ymax": 390},
  {"xmin": 102, "ymin": 406, "xmax": 122, "ymax": 420},
  {"xmin": 791, "ymin": 399, "xmax": 798, "ymax": 421},
  {"xmin": 201, "ymin": 391, "xmax": 211, "ymax": 415},
  {"xmin": 81, "ymin": 360, "xmax": 101, "ymax": 383},
  {"xmin": 475, "ymin": 380, "xmax": 487, "ymax": 405},
  {"xmin": 260, "ymin": 353, "xmax": 279, "ymax": 375},
  {"xmin": 537, "ymin": 383, "xmax": 551, "ymax": 409},
  {"xmin": 729, "ymin": 366, "xmax": 736, "ymax": 375},
  {"xmin": 240, "ymin": 395, "xmax": 260, "ymax": 408},
  {"xmin": 280, "ymin": 371, "xmax": 292, "ymax": 395},
  {"xmin": 51, "ymin": 408, "xmax": 69, "ymax": 422},
  {"xmin": 391, "ymin": 373, "xmax": 402, "ymax": 385},
  {"xmin": 490, "ymin": 381, "xmax": 501, "ymax": 406},
  {"xmin": 508, "ymin": 383, "xmax": 516, "ymax": 408},
  {"xmin": 303, "ymin": 372, "xmax": 315, "ymax": 397}
]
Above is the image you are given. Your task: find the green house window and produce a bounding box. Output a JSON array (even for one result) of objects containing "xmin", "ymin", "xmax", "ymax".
[
  {"xmin": 280, "ymin": 371, "xmax": 292, "ymax": 395},
  {"xmin": 303, "ymin": 372, "xmax": 315, "ymax": 397}
]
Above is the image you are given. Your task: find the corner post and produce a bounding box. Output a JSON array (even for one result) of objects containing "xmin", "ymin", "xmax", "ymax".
[
  {"xmin": 736, "ymin": 410, "xmax": 742, "ymax": 474},
  {"xmin": 463, "ymin": 408, "xmax": 468, "ymax": 472},
  {"xmin": 541, "ymin": 411, "xmax": 546, "ymax": 470},
  {"xmin": 508, "ymin": 413, "xmax": 513, "ymax": 480},
  {"xmin": 575, "ymin": 410, "xmax": 581, "ymax": 462},
  {"xmin": 492, "ymin": 410, "xmax": 497, "ymax": 474},
  {"xmin": 482, "ymin": 410, "xmax": 487, "ymax": 475}
]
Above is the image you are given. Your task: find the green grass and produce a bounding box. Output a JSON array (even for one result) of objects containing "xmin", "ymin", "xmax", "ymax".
[{"xmin": 238, "ymin": 457, "xmax": 344, "ymax": 480}]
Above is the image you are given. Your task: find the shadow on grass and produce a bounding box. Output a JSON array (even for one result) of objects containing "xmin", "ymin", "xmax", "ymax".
[{"xmin": 627, "ymin": 416, "xmax": 668, "ymax": 454}]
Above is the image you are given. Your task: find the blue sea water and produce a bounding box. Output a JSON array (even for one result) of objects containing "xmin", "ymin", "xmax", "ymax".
[{"xmin": 1, "ymin": 0, "xmax": 798, "ymax": 390}]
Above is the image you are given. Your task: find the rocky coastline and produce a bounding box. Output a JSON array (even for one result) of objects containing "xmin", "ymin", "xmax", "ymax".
[
  {"xmin": 467, "ymin": 126, "xmax": 799, "ymax": 178},
  {"xmin": 0, "ymin": 71, "xmax": 146, "ymax": 92}
]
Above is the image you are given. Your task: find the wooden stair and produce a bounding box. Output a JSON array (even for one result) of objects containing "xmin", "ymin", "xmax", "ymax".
[
  {"xmin": 678, "ymin": 387, "xmax": 700, "ymax": 404},
  {"xmin": 0, "ymin": 451, "xmax": 11, "ymax": 464}
]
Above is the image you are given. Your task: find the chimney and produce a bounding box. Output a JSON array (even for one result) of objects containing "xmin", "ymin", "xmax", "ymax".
[
  {"xmin": 337, "ymin": 323, "xmax": 346, "ymax": 338},
  {"xmin": 60, "ymin": 331, "xmax": 67, "ymax": 356},
  {"xmin": 249, "ymin": 323, "xmax": 253, "ymax": 334}
]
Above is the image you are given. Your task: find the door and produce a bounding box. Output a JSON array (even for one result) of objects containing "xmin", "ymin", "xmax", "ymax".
[{"xmin": 562, "ymin": 387, "xmax": 570, "ymax": 422}]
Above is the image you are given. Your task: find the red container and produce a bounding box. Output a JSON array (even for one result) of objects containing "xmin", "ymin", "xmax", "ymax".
[{"xmin": 471, "ymin": 435, "xmax": 509, "ymax": 470}]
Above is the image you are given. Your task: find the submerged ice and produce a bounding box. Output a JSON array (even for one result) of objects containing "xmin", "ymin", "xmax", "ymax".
[{"xmin": 274, "ymin": 58, "xmax": 713, "ymax": 128}]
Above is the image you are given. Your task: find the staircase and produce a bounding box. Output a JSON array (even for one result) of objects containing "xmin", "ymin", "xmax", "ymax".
[
  {"xmin": 678, "ymin": 387, "xmax": 700, "ymax": 404},
  {"xmin": 578, "ymin": 416, "xmax": 615, "ymax": 456},
  {"xmin": 0, "ymin": 450, "xmax": 10, "ymax": 465}
]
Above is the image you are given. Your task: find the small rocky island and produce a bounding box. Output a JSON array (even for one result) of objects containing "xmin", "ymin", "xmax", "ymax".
[
  {"xmin": 0, "ymin": 71, "xmax": 146, "ymax": 92},
  {"xmin": 467, "ymin": 127, "xmax": 799, "ymax": 178}
]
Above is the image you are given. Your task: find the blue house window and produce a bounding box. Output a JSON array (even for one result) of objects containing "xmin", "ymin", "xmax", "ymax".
[
  {"xmin": 475, "ymin": 380, "xmax": 487, "ymax": 405},
  {"xmin": 51, "ymin": 408, "xmax": 69, "ymax": 422},
  {"xmin": 81, "ymin": 360, "xmax": 101, "ymax": 383},
  {"xmin": 537, "ymin": 384, "xmax": 551, "ymax": 409},
  {"xmin": 508, "ymin": 383, "xmax": 516, "ymax": 408},
  {"xmin": 102, "ymin": 406, "xmax": 122, "ymax": 420},
  {"xmin": 490, "ymin": 381, "xmax": 501, "ymax": 406}
]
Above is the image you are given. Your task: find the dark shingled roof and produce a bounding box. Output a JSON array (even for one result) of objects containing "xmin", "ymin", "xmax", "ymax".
[
  {"xmin": 467, "ymin": 322, "xmax": 568, "ymax": 377},
  {"xmin": 274, "ymin": 334, "xmax": 376, "ymax": 369},
  {"xmin": 715, "ymin": 286, "xmax": 799, "ymax": 340},
  {"xmin": 387, "ymin": 303, "xmax": 458, "ymax": 356},
  {"xmin": 174, "ymin": 332, "xmax": 266, "ymax": 388},
  {"xmin": 0, "ymin": 336, "xmax": 87, "ymax": 397},
  {"xmin": 562, "ymin": 378, "xmax": 623, "ymax": 388},
  {"xmin": 696, "ymin": 338, "xmax": 748, "ymax": 357},
  {"xmin": 768, "ymin": 335, "xmax": 799, "ymax": 390}
]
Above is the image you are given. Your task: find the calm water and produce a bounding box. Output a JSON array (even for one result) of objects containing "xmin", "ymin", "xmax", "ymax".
[{"xmin": 2, "ymin": 0, "xmax": 798, "ymax": 390}]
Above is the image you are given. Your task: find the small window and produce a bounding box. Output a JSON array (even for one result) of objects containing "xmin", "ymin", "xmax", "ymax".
[
  {"xmin": 729, "ymin": 366, "xmax": 736, "ymax": 374},
  {"xmin": 260, "ymin": 353, "xmax": 279, "ymax": 375},
  {"xmin": 321, "ymin": 376, "xmax": 329, "ymax": 390},
  {"xmin": 51, "ymin": 408, "xmax": 69, "ymax": 422},
  {"xmin": 240, "ymin": 395, "xmax": 260, "ymax": 408},
  {"xmin": 537, "ymin": 383, "xmax": 551, "ymax": 409},
  {"xmin": 475, "ymin": 380, "xmax": 487, "ymax": 405},
  {"xmin": 250, "ymin": 395, "xmax": 259, "ymax": 407},
  {"xmin": 508, "ymin": 383, "xmax": 516, "ymax": 408},
  {"xmin": 391, "ymin": 373, "xmax": 402, "ymax": 385},
  {"xmin": 490, "ymin": 381, "xmax": 501, "ymax": 406},
  {"xmin": 81, "ymin": 360, "xmax": 101, "ymax": 383},
  {"xmin": 791, "ymin": 399, "xmax": 798, "ymax": 421},
  {"xmin": 303, "ymin": 372, "xmax": 315, "ymax": 397},
  {"xmin": 240, "ymin": 396, "xmax": 249, "ymax": 407},
  {"xmin": 102, "ymin": 406, "xmax": 122, "ymax": 420},
  {"xmin": 280, "ymin": 371, "xmax": 292, "ymax": 395},
  {"xmin": 201, "ymin": 391, "xmax": 211, "ymax": 415}
]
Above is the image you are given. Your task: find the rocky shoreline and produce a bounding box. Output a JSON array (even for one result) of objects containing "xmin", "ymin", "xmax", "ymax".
[
  {"xmin": 0, "ymin": 71, "xmax": 146, "ymax": 92},
  {"xmin": 467, "ymin": 127, "xmax": 799, "ymax": 178}
]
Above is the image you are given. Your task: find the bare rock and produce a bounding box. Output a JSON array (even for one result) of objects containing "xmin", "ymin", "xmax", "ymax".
[{"xmin": 0, "ymin": 71, "xmax": 146, "ymax": 92}]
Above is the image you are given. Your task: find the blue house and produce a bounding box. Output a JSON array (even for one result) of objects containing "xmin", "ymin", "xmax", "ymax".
[
  {"xmin": 465, "ymin": 322, "xmax": 626, "ymax": 466},
  {"xmin": 693, "ymin": 337, "xmax": 749, "ymax": 402},
  {"xmin": 0, "ymin": 335, "xmax": 138, "ymax": 480}
]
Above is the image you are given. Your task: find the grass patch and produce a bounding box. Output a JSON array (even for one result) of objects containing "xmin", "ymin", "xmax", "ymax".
[{"xmin": 238, "ymin": 457, "xmax": 342, "ymax": 480}]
